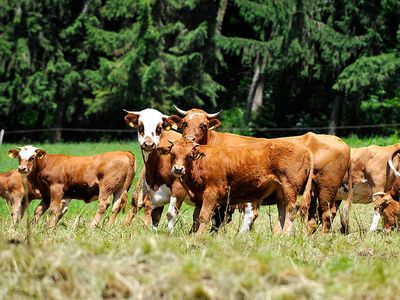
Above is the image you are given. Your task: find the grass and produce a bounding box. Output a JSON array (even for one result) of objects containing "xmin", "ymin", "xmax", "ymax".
[{"xmin": 0, "ymin": 135, "xmax": 399, "ymax": 299}]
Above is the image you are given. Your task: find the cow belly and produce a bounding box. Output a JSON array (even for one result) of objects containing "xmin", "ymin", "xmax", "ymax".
[
  {"xmin": 353, "ymin": 182, "xmax": 373, "ymax": 204},
  {"xmin": 150, "ymin": 184, "xmax": 171, "ymax": 208}
]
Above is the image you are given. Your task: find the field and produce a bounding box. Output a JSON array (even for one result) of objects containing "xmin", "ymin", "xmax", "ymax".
[{"xmin": 1, "ymin": 136, "xmax": 400, "ymax": 299}]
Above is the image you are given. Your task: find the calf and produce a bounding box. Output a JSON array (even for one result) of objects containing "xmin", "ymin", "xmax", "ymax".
[
  {"xmin": 157, "ymin": 139, "xmax": 313, "ymax": 234},
  {"xmin": 169, "ymin": 106, "xmax": 351, "ymax": 233},
  {"xmin": 8, "ymin": 146, "xmax": 136, "ymax": 227},
  {"xmin": 0, "ymin": 170, "xmax": 41, "ymax": 224},
  {"xmin": 372, "ymin": 150, "xmax": 400, "ymax": 232},
  {"xmin": 335, "ymin": 145, "xmax": 400, "ymax": 231}
]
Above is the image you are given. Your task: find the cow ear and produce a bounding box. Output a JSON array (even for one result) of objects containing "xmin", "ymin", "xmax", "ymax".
[
  {"xmin": 124, "ymin": 113, "xmax": 140, "ymax": 128},
  {"xmin": 156, "ymin": 146, "xmax": 171, "ymax": 156},
  {"xmin": 36, "ymin": 149, "xmax": 47, "ymax": 159},
  {"xmin": 190, "ymin": 146, "xmax": 205, "ymax": 160},
  {"xmin": 164, "ymin": 115, "xmax": 182, "ymax": 130},
  {"xmin": 208, "ymin": 119, "xmax": 221, "ymax": 131},
  {"xmin": 8, "ymin": 149, "xmax": 19, "ymax": 159}
]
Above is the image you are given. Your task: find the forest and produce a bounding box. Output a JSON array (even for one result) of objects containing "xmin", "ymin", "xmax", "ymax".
[{"xmin": 0, "ymin": 0, "xmax": 399, "ymax": 142}]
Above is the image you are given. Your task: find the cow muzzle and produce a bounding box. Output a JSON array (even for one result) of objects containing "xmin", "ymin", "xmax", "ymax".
[
  {"xmin": 141, "ymin": 141, "xmax": 156, "ymax": 152},
  {"xmin": 18, "ymin": 166, "xmax": 30, "ymax": 175},
  {"xmin": 171, "ymin": 165, "xmax": 185, "ymax": 177}
]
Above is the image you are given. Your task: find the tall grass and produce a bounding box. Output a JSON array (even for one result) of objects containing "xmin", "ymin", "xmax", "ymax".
[{"xmin": 0, "ymin": 136, "xmax": 399, "ymax": 299}]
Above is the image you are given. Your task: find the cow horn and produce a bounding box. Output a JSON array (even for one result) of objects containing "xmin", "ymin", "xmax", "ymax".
[
  {"xmin": 123, "ymin": 109, "xmax": 140, "ymax": 115},
  {"xmin": 167, "ymin": 140, "xmax": 175, "ymax": 146},
  {"xmin": 373, "ymin": 192, "xmax": 385, "ymax": 197},
  {"xmin": 207, "ymin": 110, "xmax": 223, "ymax": 119},
  {"xmin": 173, "ymin": 105, "xmax": 188, "ymax": 116},
  {"xmin": 388, "ymin": 159, "xmax": 400, "ymax": 177}
]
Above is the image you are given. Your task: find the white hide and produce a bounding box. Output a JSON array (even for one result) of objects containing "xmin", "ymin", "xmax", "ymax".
[
  {"xmin": 369, "ymin": 210, "xmax": 381, "ymax": 231},
  {"xmin": 18, "ymin": 145, "xmax": 39, "ymax": 160},
  {"xmin": 240, "ymin": 203, "xmax": 254, "ymax": 233},
  {"xmin": 136, "ymin": 109, "xmax": 167, "ymax": 149},
  {"xmin": 167, "ymin": 196, "xmax": 177, "ymax": 232},
  {"xmin": 150, "ymin": 184, "xmax": 171, "ymax": 208}
]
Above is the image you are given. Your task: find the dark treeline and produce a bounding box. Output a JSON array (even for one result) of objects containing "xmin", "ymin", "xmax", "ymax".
[{"xmin": 1, "ymin": 0, "xmax": 399, "ymax": 142}]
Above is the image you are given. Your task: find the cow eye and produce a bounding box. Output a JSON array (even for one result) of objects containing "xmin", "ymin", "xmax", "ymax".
[
  {"xmin": 200, "ymin": 123, "xmax": 206, "ymax": 129},
  {"xmin": 138, "ymin": 125, "xmax": 144, "ymax": 134},
  {"xmin": 28, "ymin": 157, "xmax": 34, "ymax": 161},
  {"xmin": 182, "ymin": 122, "xmax": 187, "ymax": 128},
  {"xmin": 171, "ymin": 154, "xmax": 176, "ymax": 161},
  {"xmin": 156, "ymin": 126, "xmax": 162, "ymax": 135}
]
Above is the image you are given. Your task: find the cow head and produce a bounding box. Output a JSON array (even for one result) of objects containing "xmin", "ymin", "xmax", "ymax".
[
  {"xmin": 124, "ymin": 108, "xmax": 172, "ymax": 152},
  {"xmin": 157, "ymin": 139, "xmax": 204, "ymax": 177},
  {"xmin": 167, "ymin": 106, "xmax": 222, "ymax": 143},
  {"xmin": 373, "ymin": 192, "xmax": 399, "ymax": 232},
  {"xmin": 8, "ymin": 145, "xmax": 47, "ymax": 175}
]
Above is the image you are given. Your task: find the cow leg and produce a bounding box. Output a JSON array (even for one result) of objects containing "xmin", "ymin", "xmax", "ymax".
[
  {"xmin": 10, "ymin": 193, "xmax": 23, "ymax": 225},
  {"xmin": 190, "ymin": 205, "xmax": 201, "ymax": 234},
  {"xmin": 281, "ymin": 188, "xmax": 298, "ymax": 234},
  {"xmin": 211, "ymin": 204, "xmax": 227, "ymax": 232},
  {"xmin": 109, "ymin": 190, "xmax": 128, "ymax": 225},
  {"xmin": 124, "ymin": 191, "xmax": 141, "ymax": 226},
  {"xmin": 167, "ymin": 182, "xmax": 186, "ymax": 232},
  {"xmin": 240, "ymin": 203, "xmax": 255, "ymax": 233},
  {"xmin": 151, "ymin": 206, "xmax": 164, "ymax": 229},
  {"xmin": 32, "ymin": 199, "xmax": 50, "ymax": 224},
  {"xmin": 57, "ymin": 198, "xmax": 71, "ymax": 223},
  {"xmin": 48, "ymin": 184, "xmax": 65, "ymax": 227},
  {"xmin": 143, "ymin": 193, "xmax": 152, "ymax": 226},
  {"xmin": 274, "ymin": 191, "xmax": 285, "ymax": 233},
  {"xmin": 306, "ymin": 196, "xmax": 318, "ymax": 234},
  {"xmin": 91, "ymin": 191, "xmax": 112, "ymax": 228},
  {"xmin": 197, "ymin": 195, "xmax": 218, "ymax": 234},
  {"xmin": 20, "ymin": 196, "xmax": 30, "ymax": 221}
]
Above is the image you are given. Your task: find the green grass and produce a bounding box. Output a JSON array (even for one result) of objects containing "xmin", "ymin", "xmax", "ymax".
[{"xmin": 0, "ymin": 136, "xmax": 400, "ymax": 299}]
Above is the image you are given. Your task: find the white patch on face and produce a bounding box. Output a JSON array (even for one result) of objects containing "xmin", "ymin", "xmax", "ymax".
[
  {"xmin": 167, "ymin": 196, "xmax": 177, "ymax": 232},
  {"xmin": 188, "ymin": 113, "xmax": 202, "ymax": 120},
  {"xmin": 19, "ymin": 145, "xmax": 39, "ymax": 160},
  {"xmin": 142, "ymin": 151, "xmax": 150, "ymax": 162},
  {"xmin": 149, "ymin": 184, "xmax": 171, "ymax": 208},
  {"xmin": 137, "ymin": 109, "xmax": 166, "ymax": 148},
  {"xmin": 240, "ymin": 203, "xmax": 254, "ymax": 233},
  {"xmin": 369, "ymin": 210, "xmax": 381, "ymax": 231}
]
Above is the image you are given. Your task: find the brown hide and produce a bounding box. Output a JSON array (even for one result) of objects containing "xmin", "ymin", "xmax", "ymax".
[
  {"xmin": 10, "ymin": 149, "xmax": 136, "ymax": 227},
  {"xmin": 161, "ymin": 139, "xmax": 313, "ymax": 234},
  {"xmin": 375, "ymin": 197, "xmax": 399, "ymax": 232},
  {"xmin": 338, "ymin": 145, "xmax": 400, "ymax": 204},
  {"xmin": 169, "ymin": 108, "xmax": 350, "ymax": 233},
  {"xmin": 0, "ymin": 170, "xmax": 41, "ymax": 224}
]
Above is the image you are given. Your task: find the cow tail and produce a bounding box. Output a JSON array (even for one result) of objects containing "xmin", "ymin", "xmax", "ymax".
[
  {"xmin": 123, "ymin": 153, "xmax": 137, "ymax": 211},
  {"xmin": 340, "ymin": 152, "xmax": 353, "ymax": 234},
  {"xmin": 299, "ymin": 149, "xmax": 314, "ymax": 220}
]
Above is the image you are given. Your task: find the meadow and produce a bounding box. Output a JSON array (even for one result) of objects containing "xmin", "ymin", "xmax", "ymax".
[{"xmin": 0, "ymin": 135, "xmax": 400, "ymax": 299}]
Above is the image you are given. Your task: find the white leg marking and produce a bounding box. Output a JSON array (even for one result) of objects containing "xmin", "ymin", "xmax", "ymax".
[
  {"xmin": 369, "ymin": 210, "xmax": 381, "ymax": 231},
  {"xmin": 240, "ymin": 203, "xmax": 254, "ymax": 233},
  {"xmin": 167, "ymin": 196, "xmax": 177, "ymax": 233}
]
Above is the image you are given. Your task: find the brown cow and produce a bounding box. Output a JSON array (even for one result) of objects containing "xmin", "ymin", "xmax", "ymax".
[
  {"xmin": 335, "ymin": 145, "xmax": 400, "ymax": 231},
  {"xmin": 370, "ymin": 149, "xmax": 400, "ymax": 232},
  {"xmin": 8, "ymin": 146, "xmax": 136, "ymax": 227},
  {"xmin": 0, "ymin": 170, "xmax": 41, "ymax": 224},
  {"xmin": 157, "ymin": 139, "xmax": 314, "ymax": 234},
  {"xmin": 168, "ymin": 107, "xmax": 352, "ymax": 233}
]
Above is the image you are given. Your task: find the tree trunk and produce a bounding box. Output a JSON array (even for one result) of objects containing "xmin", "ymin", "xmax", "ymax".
[
  {"xmin": 329, "ymin": 94, "xmax": 342, "ymax": 135},
  {"xmin": 51, "ymin": 99, "xmax": 65, "ymax": 143},
  {"xmin": 245, "ymin": 54, "xmax": 267, "ymax": 124}
]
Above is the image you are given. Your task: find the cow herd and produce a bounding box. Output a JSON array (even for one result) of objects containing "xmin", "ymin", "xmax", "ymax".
[{"xmin": 1, "ymin": 106, "xmax": 400, "ymax": 234}]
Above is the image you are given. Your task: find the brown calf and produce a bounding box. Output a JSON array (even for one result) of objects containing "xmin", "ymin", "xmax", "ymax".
[
  {"xmin": 168, "ymin": 107, "xmax": 351, "ymax": 233},
  {"xmin": 157, "ymin": 139, "xmax": 313, "ymax": 234},
  {"xmin": 8, "ymin": 146, "xmax": 136, "ymax": 227},
  {"xmin": 0, "ymin": 170, "xmax": 41, "ymax": 224}
]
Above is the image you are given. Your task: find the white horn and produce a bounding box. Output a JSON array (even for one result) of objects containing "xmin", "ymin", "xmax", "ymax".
[
  {"xmin": 173, "ymin": 105, "xmax": 188, "ymax": 116},
  {"xmin": 207, "ymin": 110, "xmax": 223, "ymax": 119},
  {"xmin": 123, "ymin": 109, "xmax": 140, "ymax": 115},
  {"xmin": 388, "ymin": 159, "xmax": 400, "ymax": 177},
  {"xmin": 373, "ymin": 192, "xmax": 385, "ymax": 197}
]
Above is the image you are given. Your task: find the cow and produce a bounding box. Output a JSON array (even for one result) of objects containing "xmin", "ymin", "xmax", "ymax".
[
  {"xmin": 168, "ymin": 106, "xmax": 352, "ymax": 233},
  {"xmin": 0, "ymin": 169, "xmax": 41, "ymax": 224},
  {"xmin": 157, "ymin": 138, "xmax": 314, "ymax": 234},
  {"xmin": 335, "ymin": 145, "xmax": 400, "ymax": 231},
  {"xmin": 123, "ymin": 108, "xmax": 189, "ymax": 232},
  {"xmin": 8, "ymin": 146, "xmax": 136, "ymax": 227},
  {"xmin": 123, "ymin": 108, "xmax": 256, "ymax": 233},
  {"xmin": 369, "ymin": 149, "xmax": 400, "ymax": 232}
]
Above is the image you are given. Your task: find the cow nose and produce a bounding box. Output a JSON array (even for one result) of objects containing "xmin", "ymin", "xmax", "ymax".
[
  {"xmin": 18, "ymin": 166, "xmax": 28, "ymax": 173},
  {"xmin": 172, "ymin": 165, "xmax": 185, "ymax": 176},
  {"xmin": 184, "ymin": 135, "xmax": 195, "ymax": 141}
]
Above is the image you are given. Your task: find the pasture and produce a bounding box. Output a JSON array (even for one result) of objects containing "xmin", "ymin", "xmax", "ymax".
[{"xmin": 0, "ymin": 136, "xmax": 400, "ymax": 299}]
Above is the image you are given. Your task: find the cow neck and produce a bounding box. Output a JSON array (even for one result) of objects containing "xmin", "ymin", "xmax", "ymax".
[
  {"xmin": 203, "ymin": 130, "xmax": 217, "ymax": 145},
  {"xmin": 143, "ymin": 150, "xmax": 160, "ymax": 187},
  {"xmin": 27, "ymin": 155, "xmax": 48, "ymax": 187}
]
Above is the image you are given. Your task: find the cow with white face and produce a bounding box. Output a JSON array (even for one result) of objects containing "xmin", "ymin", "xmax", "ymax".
[{"xmin": 123, "ymin": 108, "xmax": 188, "ymax": 231}]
